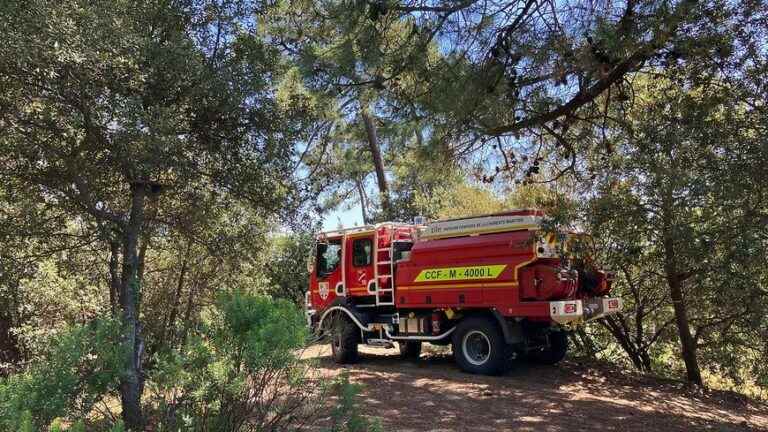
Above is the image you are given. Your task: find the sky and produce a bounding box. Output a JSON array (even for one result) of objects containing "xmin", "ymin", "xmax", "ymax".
[{"xmin": 321, "ymin": 202, "xmax": 364, "ymax": 231}]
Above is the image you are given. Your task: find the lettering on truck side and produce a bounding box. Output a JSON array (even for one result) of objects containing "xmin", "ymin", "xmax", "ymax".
[{"xmin": 414, "ymin": 265, "xmax": 507, "ymax": 282}]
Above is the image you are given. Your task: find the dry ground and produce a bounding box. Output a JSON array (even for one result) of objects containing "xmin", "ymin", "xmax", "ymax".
[{"xmin": 304, "ymin": 344, "xmax": 768, "ymax": 432}]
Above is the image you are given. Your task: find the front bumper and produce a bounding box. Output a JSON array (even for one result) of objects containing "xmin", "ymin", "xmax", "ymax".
[{"xmin": 549, "ymin": 297, "xmax": 622, "ymax": 325}]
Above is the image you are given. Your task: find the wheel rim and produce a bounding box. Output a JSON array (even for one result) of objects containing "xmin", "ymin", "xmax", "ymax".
[{"xmin": 462, "ymin": 330, "xmax": 491, "ymax": 366}]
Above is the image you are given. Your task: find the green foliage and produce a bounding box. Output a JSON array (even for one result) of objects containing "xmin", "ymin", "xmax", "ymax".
[
  {"xmin": 262, "ymin": 232, "xmax": 314, "ymax": 305},
  {"xmin": 67, "ymin": 420, "xmax": 85, "ymax": 432},
  {"xmin": 148, "ymin": 291, "xmax": 319, "ymax": 432},
  {"xmin": 213, "ymin": 291, "xmax": 308, "ymax": 368},
  {"xmin": 0, "ymin": 319, "xmax": 125, "ymax": 431},
  {"xmin": 17, "ymin": 411, "xmax": 32, "ymax": 432},
  {"xmin": 0, "ymin": 2, "xmax": 765, "ymax": 430},
  {"xmin": 267, "ymin": 0, "xmax": 760, "ymax": 172},
  {"xmin": 415, "ymin": 182, "xmax": 504, "ymax": 220},
  {"xmin": 582, "ymin": 72, "xmax": 768, "ymax": 384},
  {"xmin": 11, "ymin": 259, "xmax": 108, "ymax": 361},
  {"xmin": 0, "ymin": 0, "xmax": 323, "ymax": 427}
]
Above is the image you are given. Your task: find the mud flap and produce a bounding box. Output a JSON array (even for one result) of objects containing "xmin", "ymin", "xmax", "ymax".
[{"xmin": 491, "ymin": 309, "xmax": 523, "ymax": 344}]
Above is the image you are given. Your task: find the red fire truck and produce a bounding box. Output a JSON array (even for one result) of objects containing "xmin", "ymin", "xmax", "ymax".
[{"xmin": 306, "ymin": 210, "xmax": 621, "ymax": 375}]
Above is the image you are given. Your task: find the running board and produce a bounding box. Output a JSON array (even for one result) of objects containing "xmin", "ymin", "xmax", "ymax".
[{"xmin": 366, "ymin": 338, "xmax": 395, "ymax": 349}]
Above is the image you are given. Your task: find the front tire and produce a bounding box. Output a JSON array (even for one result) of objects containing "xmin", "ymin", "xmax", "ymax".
[
  {"xmin": 330, "ymin": 315, "xmax": 359, "ymax": 364},
  {"xmin": 452, "ymin": 317, "xmax": 508, "ymax": 375},
  {"xmin": 528, "ymin": 330, "xmax": 568, "ymax": 365},
  {"xmin": 398, "ymin": 341, "xmax": 422, "ymax": 360}
]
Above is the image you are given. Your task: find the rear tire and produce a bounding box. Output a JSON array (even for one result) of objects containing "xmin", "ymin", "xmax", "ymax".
[
  {"xmin": 398, "ymin": 341, "xmax": 422, "ymax": 360},
  {"xmin": 452, "ymin": 317, "xmax": 508, "ymax": 375},
  {"xmin": 330, "ymin": 316, "xmax": 359, "ymax": 364},
  {"xmin": 528, "ymin": 330, "xmax": 568, "ymax": 365}
]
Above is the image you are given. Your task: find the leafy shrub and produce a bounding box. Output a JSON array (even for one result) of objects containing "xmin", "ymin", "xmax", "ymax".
[
  {"xmin": 149, "ymin": 291, "xmax": 325, "ymax": 432},
  {"xmin": 16, "ymin": 411, "xmax": 32, "ymax": 432},
  {"xmin": 0, "ymin": 319, "xmax": 125, "ymax": 431},
  {"xmin": 2, "ymin": 292, "xmax": 382, "ymax": 432}
]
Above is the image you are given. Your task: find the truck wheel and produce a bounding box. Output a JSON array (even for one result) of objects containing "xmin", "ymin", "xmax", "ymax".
[
  {"xmin": 528, "ymin": 330, "xmax": 568, "ymax": 365},
  {"xmin": 398, "ymin": 341, "xmax": 422, "ymax": 360},
  {"xmin": 330, "ymin": 316, "xmax": 359, "ymax": 364},
  {"xmin": 452, "ymin": 317, "xmax": 508, "ymax": 375}
]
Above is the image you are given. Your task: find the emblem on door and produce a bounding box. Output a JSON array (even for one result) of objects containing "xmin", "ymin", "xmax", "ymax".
[{"xmin": 319, "ymin": 282, "xmax": 329, "ymax": 300}]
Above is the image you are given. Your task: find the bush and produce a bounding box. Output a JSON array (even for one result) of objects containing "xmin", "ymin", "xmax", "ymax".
[
  {"xmin": 0, "ymin": 319, "xmax": 125, "ymax": 431},
  {"xmin": 149, "ymin": 291, "xmax": 325, "ymax": 432},
  {"xmin": 1, "ymin": 292, "xmax": 382, "ymax": 431}
]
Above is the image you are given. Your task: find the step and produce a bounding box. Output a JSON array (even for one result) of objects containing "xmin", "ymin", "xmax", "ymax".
[
  {"xmin": 377, "ymin": 260, "xmax": 392, "ymax": 265},
  {"xmin": 366, "ymin": 339, "xmax": 394, "ymax": 349}
]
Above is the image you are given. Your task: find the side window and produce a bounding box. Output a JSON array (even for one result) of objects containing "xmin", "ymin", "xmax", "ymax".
[
  {"xmin": 352, "ymin": 238, "xmax": 372, "ymax": 267},
  {"xmin": 317, "ymin": 240, "xmax": 342, "ymax": 277}
]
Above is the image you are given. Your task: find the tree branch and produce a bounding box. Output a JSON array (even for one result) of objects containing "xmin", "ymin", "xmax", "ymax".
[{"xmin": 390, "ymin": 0, "xmax": 479, "ymax": 13}]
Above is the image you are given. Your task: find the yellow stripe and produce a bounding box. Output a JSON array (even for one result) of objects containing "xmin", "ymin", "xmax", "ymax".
[
  {"xmin": 414, "ymin": 264, "xmax": 507, "ymax": 282},
  {"xmin": 397, "ymin": 281, "xmax": 518, "ymax": 291}
]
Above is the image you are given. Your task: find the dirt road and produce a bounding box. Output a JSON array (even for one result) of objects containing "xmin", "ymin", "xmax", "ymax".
[{"xmin": 306, "ymin": 345, "xmax": 768, "ymax": 432}]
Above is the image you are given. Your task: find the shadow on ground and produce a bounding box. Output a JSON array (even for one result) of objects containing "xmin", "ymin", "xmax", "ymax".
[{"xmin": 306, "ymin": 345, "xmax": 767, "ymax": 432}]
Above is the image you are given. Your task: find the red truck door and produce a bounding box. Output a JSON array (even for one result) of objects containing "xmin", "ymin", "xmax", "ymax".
[{"xmin": 345, "ymin": 235, "xmax": 375, "ymax": 296}]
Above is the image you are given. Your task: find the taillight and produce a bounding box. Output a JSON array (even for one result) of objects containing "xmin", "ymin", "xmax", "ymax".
[{"xmin": 564, "ymin": 303, "xmax": 577, "ymax": 313}]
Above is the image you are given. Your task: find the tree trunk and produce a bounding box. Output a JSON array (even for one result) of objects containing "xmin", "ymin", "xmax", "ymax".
[
  {"xmin": 666, "ymin": 263, "xmax": 703, "ymax": 385},
  {"xmin": 0, "ymin": 311, "xmax": 21, "ymax": 372},
  {"xmin": 108, "ymin": 240, "xmax": 121, "ymax": 317},
  {"xmin": 355, "ymin": 178, "xmax": 370, "ymax": 224},
  {"xmin": 119, "ymin": 183, "xmax": 148, "ymax": 430},
  {"xmin": 137, "ymin": 235, "xmax": 149, "ymax": 285},
  {"xmin": 661, "ymin": 193, "xmax": 703, "ymax": 386},
  {"xmin": 0, "ymin": 276, "xmax": 23, "ymax": 370},
  {"xmin": 180, "ymin": 266, "xmax": 202, "ymax": 345},
  {"xmin": 360, "ymin": 107, "xmax": 391, "ymax": 219},
  {"xmin": 164, "ymin": 241, "xmax": 192, "ymax": 348},
  {"xmin": 601, "ymin": 315, "xmax": 651, "ymax": 371}
]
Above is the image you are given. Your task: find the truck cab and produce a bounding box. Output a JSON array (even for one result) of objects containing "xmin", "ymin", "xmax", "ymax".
[{"xmin": 306, "ymin": 210, "xmax": 621, "ymax": 375}]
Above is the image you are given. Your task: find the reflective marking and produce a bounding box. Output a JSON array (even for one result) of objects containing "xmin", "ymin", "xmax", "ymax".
[
  {"xmin": 414, "ymin": 265, "xmax": 507, "ymax": 282},
  {"xmin": 397, "ymin": 282, "xmax": 518, "ymax": 291}
]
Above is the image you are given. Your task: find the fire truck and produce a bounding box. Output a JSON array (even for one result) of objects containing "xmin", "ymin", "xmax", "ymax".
[{"xmin": 305, "ymin": 209, "xmax": 621, "ymax": 375}]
